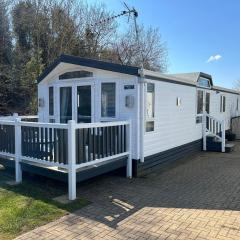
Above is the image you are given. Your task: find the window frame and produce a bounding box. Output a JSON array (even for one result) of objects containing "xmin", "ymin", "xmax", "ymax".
[
  {"xmin": 100, "ymin": 82, "xmax": 117, "ymax": 120},
  {"xmin": 196, "ymin": 89, "xmax": 204, "ymax": 115},
  {"xmin": 197, "ymin": 77, "xmax": 211, "ymax": 89},
  {"xmin": 59, "ymin": 70, "xmax": 93, "ymax": 80},
  {"xmin": 49, "ymin": 86, "xmax": 54, "ymax": 116},
  {"xmin": 196, "ymin": 89, "xmax": 210, "ymax": 124},
  {"xmin": 59, "ymin": 86, "xmax": 73, "ymax": 123},
  {"xmin": 220, "ymin": 95, "xmax": 226, "ymax": 113},
  {"xmin": 145, "ymin": 82, "xmax": 155, "ymax": 133}
]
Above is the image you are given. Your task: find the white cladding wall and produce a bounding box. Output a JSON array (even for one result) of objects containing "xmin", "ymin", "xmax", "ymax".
[
  {"xmin": 209, "ymin": 90, "xmax": 240, "ymax": 129},
  {"xmin": 37, "ymin": 64, "xmax": 139, "ymax": 159},
  {"xmin": 144, "ymin": 79, "xmax": 240, "ymax": 157},
  {"xmin": 38, "ymin": 63, "xmax": 240, "ymax": 160}
]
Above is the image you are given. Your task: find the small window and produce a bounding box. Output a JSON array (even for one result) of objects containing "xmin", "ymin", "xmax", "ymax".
[
  {"xmin": 101, "ymin": 83, "xmax": 116, "ymax": 118},
  {"xmin": 59, "ymin": 70, "xmax": 93, "ymax": 80},
  {"xmin": 197, "ymin": 90, "xmax": 204, "ymax": 114},
  {"xmin": 146, "ymin": 83, "xmax": 155, "ymax": 132},
  {"xmin": 49, "ymin": 87, "xmax": 54, "ymax": 116},
  {"xmin": 197, "ymin": 77, "xmax": 211, "ymax": 88},
  {"xmin": 220, "ymin": 95, "xmax": 226, "ymax": 113}
]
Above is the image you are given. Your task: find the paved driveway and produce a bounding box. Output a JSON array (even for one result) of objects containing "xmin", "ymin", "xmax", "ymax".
[{"xmin": 17, "ymin": 142, "xmax": 240, "ymax": 240}]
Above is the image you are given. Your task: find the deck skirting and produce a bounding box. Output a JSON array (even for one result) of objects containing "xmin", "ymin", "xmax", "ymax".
[{"xmin": 134, "ymin": 139, "xmax": 203, "ymax": 176}]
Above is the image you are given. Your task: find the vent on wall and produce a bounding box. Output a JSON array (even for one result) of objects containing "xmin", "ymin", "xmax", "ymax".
[{"xmin": 176, "ymin": 97, "xmax": 182, "ymax": 106}]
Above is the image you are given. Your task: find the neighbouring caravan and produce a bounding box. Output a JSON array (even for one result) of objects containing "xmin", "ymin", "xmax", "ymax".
[
  {"xmin": 1, "ymin": 54, "xmax": 239, "ymax": 200},
  {"xmin": 37, "ymin": 55, "xmax": 239, "ymax": 175}
]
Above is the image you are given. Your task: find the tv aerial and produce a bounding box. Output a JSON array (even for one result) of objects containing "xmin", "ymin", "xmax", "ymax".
[{"xmin": 91, "ymin": 2, "xmax": 144, "ymax": 69}]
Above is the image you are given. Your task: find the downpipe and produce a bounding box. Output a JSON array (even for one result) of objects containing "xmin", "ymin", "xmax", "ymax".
[{"xmin": 138, "ymin": 68, "xmax": 146, "ymax": 163}]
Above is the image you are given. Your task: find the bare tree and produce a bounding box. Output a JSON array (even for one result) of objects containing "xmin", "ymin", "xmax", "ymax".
[
  {"xmin": 73, "ymin": 1, "xmax": 118, "ymax": 59},
  {"xmin": 114, "ymin": 24, "xmax": 168, "ymax": 72},
  {"xmin": 1, "ymin": 0, "xmax": 169, "ymax": 114}
]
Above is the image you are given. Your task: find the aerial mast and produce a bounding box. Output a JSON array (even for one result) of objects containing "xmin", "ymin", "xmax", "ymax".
[{"xmin": 91, "ymin": 2, "xmax": 144, "ymax": 70}]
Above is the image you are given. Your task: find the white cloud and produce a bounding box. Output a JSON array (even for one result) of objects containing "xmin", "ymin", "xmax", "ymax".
[{"xmin": 206, "ymin": 54, "xmax": 222, "ymax": 63}]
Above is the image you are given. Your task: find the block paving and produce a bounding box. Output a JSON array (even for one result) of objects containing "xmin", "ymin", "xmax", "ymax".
[{"xmin": 16, "ymin": 142, "xmax": 240, "ymax": 239}]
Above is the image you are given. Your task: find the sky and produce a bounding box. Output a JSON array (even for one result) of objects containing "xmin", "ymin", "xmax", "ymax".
[{"xmin": 87, "ymin": 0, "xmax": 240, "ymax": 89}]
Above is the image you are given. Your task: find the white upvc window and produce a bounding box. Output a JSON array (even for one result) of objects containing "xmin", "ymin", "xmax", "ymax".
[
  {"xmin": 49, "ymin": 86, "xmax": 54, "ymax": 116},
  {"xmin": 220, "ymin": 95, "xmax": 226, "ymax": 113},
  {"xmin": 197, "ymin": 77, "xmax": 211, "ymax": 88},
  {"xmin": 197, "ymin": 90, "xmax": 204, "ymax": 114},
  {"xmin": 101, "ymin": 82, "xmax": 116, "ymax": 118},
  {"xmin": 145, "ymin": 83, "xmax": 155, "ymax": 132},
  {"xmin": 196, "ymin": 89, "xmax": 210, "ymax": 124},
  {"xmin": 48, "ymin": 86, "xmax": 55, "ymax": 123}
]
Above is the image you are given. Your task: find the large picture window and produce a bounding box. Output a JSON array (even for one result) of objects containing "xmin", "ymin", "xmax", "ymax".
[
  {"xmin": 146, "ymin": 83, "xmax": 155, "ymax": 132},
  {"xmin": 49, "ymin": 87, "xmax": 54, "ymax": 116},
  {"xmin": 101, "ymin": 83, "xmax": 116, "ymax": 118}
]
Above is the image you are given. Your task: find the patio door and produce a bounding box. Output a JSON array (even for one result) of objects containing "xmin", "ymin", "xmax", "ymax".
[
  {"xmin": 77, "ymin": 85, "xmax": 92, "ymax": 123},
  {"xmin": 60, "ymin": 87, "xmax": 72, "ymax": 123}
]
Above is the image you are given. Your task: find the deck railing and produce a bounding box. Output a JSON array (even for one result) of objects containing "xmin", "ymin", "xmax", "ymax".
[
  {"xmin": 20, "ymin": 122, "xmax": 69, "ymax": 168},
  {"xmin": 0, "ymin": 116, "xmax": 132, "ymax": 200},
  {"xmin": 0, "ymin": 121, "xmax": 15, "ymax": 156},
  {"xmin": 203, "ymin": 111, "xmax": 225, "ymax": 152}
]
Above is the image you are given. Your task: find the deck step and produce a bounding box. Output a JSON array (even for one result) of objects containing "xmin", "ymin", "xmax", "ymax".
[
  {"xmin": 206, "ymin": 136, "xmax": 235, "ymax": 153},
  {"xmin": 225, "ymin": 143, "xmax": 235, "ymax": 153}
]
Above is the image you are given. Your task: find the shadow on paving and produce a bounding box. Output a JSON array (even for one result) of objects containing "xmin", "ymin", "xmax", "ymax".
[
  {"xmin": 68, "ymin": 141, "xmax": 240, "ymax": 229},
  {"xmin": 3, "ymin": 142, "xmax": 240, "ymax": 232}
]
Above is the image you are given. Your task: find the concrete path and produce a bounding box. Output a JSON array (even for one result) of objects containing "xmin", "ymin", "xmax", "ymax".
[{"xmin": 16, "ymin": 143, "xmax": 240, "ymax": 240}]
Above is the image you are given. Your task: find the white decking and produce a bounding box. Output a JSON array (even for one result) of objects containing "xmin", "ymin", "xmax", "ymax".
[{"xmin": 0, "ymin": 115, "xmax": 132, "ymax": 200}]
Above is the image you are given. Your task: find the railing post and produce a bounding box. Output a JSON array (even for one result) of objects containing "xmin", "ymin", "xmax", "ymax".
[
  {"xmin": 68, "ymin": 120, "xmax": 77, "ymax": 200},
  {"xmin": 126, "ymin": 120, "xmax": 132, "ymax": 178},
  {"xmin": 14, "ymin": 116, "xmax": 22, "ymax": 183},
  {"xmin": 202, "ymin": 111, "xmax": 207, "ymax": 151},
  {"xmin": 221, "ymin": 120, "xmax": 226, "ymax": 153}
]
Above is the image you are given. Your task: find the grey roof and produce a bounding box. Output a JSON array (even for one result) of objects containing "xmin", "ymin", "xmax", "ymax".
[
  {"xmin": 37, "ymin": 54, "xmax": 239, "ymax": 95},
  {"xmin": 38, "ymin": 54, "xmax": 139, "ymax": 82},
  {"xmin": 169, "ymin": 72, "xmax": 213, "ymax": 85}
]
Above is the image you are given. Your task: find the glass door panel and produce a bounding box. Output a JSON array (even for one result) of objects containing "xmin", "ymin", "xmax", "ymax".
[
  {"xmin": 77, "ymin": 85, "xmax": 92, "ymax": 123},
  {"xmin": 206, "ymin": 92, "xmax": 210, "ymax": 114},
  {"xmin": 60, "ymin": 87, "xmax": 72, "ymax": 123}
]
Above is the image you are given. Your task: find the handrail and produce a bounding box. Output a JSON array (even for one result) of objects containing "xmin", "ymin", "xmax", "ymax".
[
  {"xmin": 75, "ymin": 120, "xmax": 130, "ymax": 129},
  {"xmin": 0, "ymin": 119, "xmax": 16, "ymax": 125},
  {"xmin": 19, "ymin": 115, "xmax": 38, "ymax": 119},
  {"xmin": 0, "ymin": 115, "xmax": 38, "ymax": 120},
  {"xmin": 205, "ymin": 113, "xmax": 222, "ymax": 123},
  {"xmin": 203, "ymin": 111, "xmax": 225, "ymax": 152},
  {"xmin": 20, "ymin": 121, "xmax": 68, "ymax": 129},
  {"xmin": 0, "ymin": 117, "xmax": 133, "ymax": 200}
]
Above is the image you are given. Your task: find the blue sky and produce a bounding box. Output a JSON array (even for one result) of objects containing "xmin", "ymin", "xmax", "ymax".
[{"xmin": 87, "ymin": 0, "xmax": 240, "ymax": 88}]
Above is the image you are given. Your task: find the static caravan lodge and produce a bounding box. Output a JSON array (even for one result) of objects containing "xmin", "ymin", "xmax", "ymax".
[{"xmin": 0, "ymin": 54, "xmax": 239, "ymax": 200}]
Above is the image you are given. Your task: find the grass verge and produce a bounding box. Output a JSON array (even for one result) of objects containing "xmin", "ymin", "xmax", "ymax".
[{"xmin": 0, "ymin": 167, "xmax": 89, "ymax": 240}]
